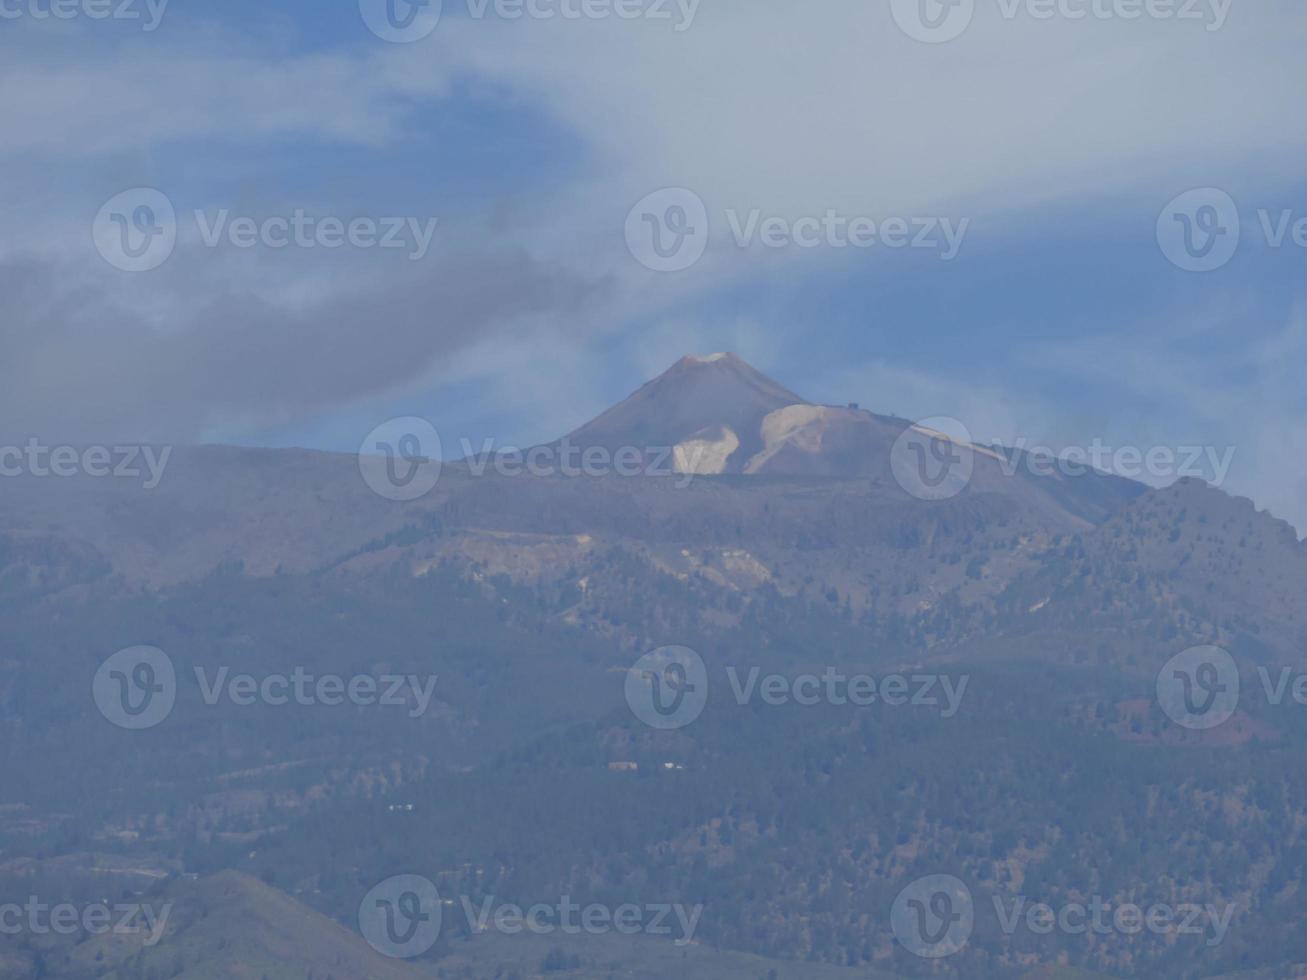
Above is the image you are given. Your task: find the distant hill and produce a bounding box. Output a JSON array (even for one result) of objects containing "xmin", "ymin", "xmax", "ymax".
[
  {"xmin": 0, "ymin": 864, "xmax": 908, "ymax": 980},
  {"xmin": 0, "ymin": 870, "xmax": 426, "ymax": 980}
]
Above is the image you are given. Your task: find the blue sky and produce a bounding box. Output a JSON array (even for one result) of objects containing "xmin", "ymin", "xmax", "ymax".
[{"xmin": 2, "ymin": 0, "xmax": 1305, "ymax": 529}]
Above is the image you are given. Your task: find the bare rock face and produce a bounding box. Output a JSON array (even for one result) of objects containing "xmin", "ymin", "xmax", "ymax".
[
  {"xmin": 746, "ymin": 404, "xmax": 894, "ymax": 476},
  {"xmin": 674, "ymin": 424, "xmax": 741, "ymax": 475}
]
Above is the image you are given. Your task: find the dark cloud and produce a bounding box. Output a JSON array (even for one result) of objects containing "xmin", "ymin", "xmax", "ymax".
[{"xmin": 0, "ymin": 249, "xmax": 613, "ymax": 443}]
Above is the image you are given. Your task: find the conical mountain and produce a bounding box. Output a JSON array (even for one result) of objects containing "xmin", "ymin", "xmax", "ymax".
[{"xmin": 565, "ymin": 352, "xmax": 810, "ymax": 473}]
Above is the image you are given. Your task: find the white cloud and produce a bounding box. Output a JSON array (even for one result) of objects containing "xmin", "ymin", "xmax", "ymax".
[
  {"xmin": 0, "ymin": 41, "xmax": 451, "ymax": 158},
  {"xmin": 421, "ymin": 0, "xmax": 1307, "ymax": 221}
]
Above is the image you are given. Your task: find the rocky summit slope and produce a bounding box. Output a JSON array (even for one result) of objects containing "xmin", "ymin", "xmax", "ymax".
[{"xmin": 0, "ymin": 355, "xmax": 1292, "ymax": 665}]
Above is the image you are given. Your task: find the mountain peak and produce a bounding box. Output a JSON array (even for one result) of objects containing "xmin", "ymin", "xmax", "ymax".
[
  {"xmin": 662, "ymin": 350, "xmax": 784, "ymax": 382},
  {"xmin": 669, "ymin": 350, "xmax": 769, "ymax": 371},
  {"xmin": 566, "ymin": 354, "xmax": 808, "ymax": 470},
  {"xmin": 652, "ymin": 351, "xmax": 808, "ymax": 405},
  {"xmin": 561, "ymin": 356, "xmax": 1154, "ymax": 517}
]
